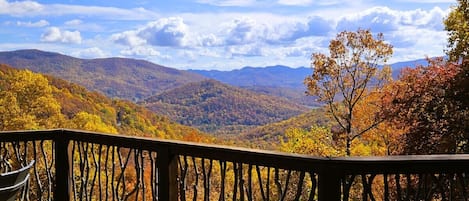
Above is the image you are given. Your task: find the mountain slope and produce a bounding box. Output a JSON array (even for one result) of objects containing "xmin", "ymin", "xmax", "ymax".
[
  {"xmin": 237, "ymin": 108, "xmax": 330, "ymax": 149},
  {"xmin": 0, "ymin": 49, "xmax": 206, "ymax": 100},
  {"xmin": 0, "ymin": 64, "xmax": 207, "ymax": 140},
  {"xmin": 143, "ymin": 79, "xmax": 309, "ymax": 134}
]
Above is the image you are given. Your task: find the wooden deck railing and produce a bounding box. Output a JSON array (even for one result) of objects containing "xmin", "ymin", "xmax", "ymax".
[{"xmin": 1, "ymin": 129, "xmax": 469, "ymax": 201}]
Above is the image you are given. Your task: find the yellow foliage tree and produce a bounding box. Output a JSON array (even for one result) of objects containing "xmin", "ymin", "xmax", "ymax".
[
  {"xmin": 280, "ymin": 126, "xmax": 341, "ymax": 157},
  {"xmin": 0, "ymin": 69, "xmax": 64, "ymax": 130},
  {"xmin": 71, "ymin": 111, "xmax": 118, "ymax": 134}
]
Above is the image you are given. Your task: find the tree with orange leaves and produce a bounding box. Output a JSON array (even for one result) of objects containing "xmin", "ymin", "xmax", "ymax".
[{"xmin": 305, "ymin": 29, "xmax": 393, "ymax": 156}]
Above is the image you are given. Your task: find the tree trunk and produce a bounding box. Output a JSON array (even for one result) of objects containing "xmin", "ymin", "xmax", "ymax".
[{"xmin": 346, "ymin": 136, "xmax": 351, "ymax": 156}]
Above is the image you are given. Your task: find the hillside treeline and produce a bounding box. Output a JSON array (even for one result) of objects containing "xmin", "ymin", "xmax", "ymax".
[{"xmin": 0, "ymin": 64, "xmax": 210, "ymax": 142}]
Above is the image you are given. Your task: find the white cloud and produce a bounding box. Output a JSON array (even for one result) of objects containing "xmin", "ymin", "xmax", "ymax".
[
  {"xmin": 337, "ymin": 6, "xmax": 449, "ymax": 33},
  {"xmin": 274, "ymin": 37, "xmax": 327, "ymax": 58},
  {"xmin": 284, "ymin": 16, "xmax": 333, "ymax": 40},
  {"xmin": 0, "ymin": 0, "xmax": 157, "ymax": 20},
  {"xmin": 393, "ymin": 27, "xmax": 447, "ymax": 58},
  {"xmin": 47, "ymin": 5, "xmax": 157, "ymax": 20},
  {"xmin": 197, "ymin": 34, "xmax": 223, "ymax": 47},
  {"xmin": 16, "ymin": 19, "xmax": 49, "ymax": 27},
  {"xmin": 221, "ymin": 16, "xmax": 332, "ymax": 45},
  {"xmin": 400, "ymin": 7, "xmax": 447, "ymax": 30},
  {"xmin": 278, "ymin": 0, "xmax": 357, "ymax": 6},
  {"xmin": 196, "ymin": 0, "xmax": 256, "ymax": 7},
  {"xmin": 277, "ymin": 0, "xmax": 313, "ymax": 6},
  {"xmin": 65, "ymin": 19, "xmax": 83, "ymax": 26},
  {"xmin": 395, "ymin": 0, "xmax": 455, "ymax": 3},
  {"xmin": 120, "ymin": 46, "xmax": 162, "ymax": 57},
  {"xmin": 111, "ymin": 17, "xmax": 191, "ymax": 47},
  {"xmin": 72, "ymin": 47, "xmax": 108, "ymax": 58},
  {"xmin": 41, "ymin": 27, "xmax": 82, "ymax": 44},
  {"xmin": 138, "ymin": 17, "xmax": 189, "ymax": 47},
  {"xmin": 111, "ymin": 31, "xmax": 145, "ymax": 47},
  {"xmin": 224, "ymin": 18, "xmax": 268, "ymax": 45},
  {"xmin": 0, "ymin": 0, "xmax": 43, "ymax": 16},
  {"xmin": 337, "ymin": 7, "xmax": 400, "ymax": 32},
  {"xmin": 226, "ymin": 43, "xmax": 269, "ymax": 57}
]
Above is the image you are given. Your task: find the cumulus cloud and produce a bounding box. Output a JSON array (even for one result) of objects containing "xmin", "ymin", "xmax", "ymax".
[
  {"xmin": 197, "ymin": 34, "xmax": 223, "ymax": 47},
  {"xmin": 221, "ymin": 16, "xmax": 332, "ymax": 46},
  {"xmin": 40, "ymin": 27, "xmax": 82, "ymax": 44},
  {"xmin": 111, "ymin": 30, "xmax": 146, "ymax": 47},
  {"xmin": 400, "ymin": 7, "xmax": 446, "ymax": 30},
  {"xmin": 285, "ymin": 16, "xmax": 333, "ymax": 40},
  {"xmin": 72, "ymin": 47, "xmax": 108, "ymax": 58},
  {"xmin": 336, "ymin": 6, "xmax": 449, "ymax": 33},
  {"xmin": 337, "ymin": 7, "xmax": 399, "ymax": 32},
  {"xmin": 16, "ymin": 19, "xmax": 49, "ymax": 27},
  {"xmin": 225, "ymin": 18, "xmax": 268, "ymax": 45},
  {"xmin": 138, "ymin": 18, "xmax": 189, "ymax": 47},
  {"xmin": 111, "ymin": 17, "xmax": 190, "ymax": 47},
  {"xmin": 332, "ymin": 6, "xmax": 449, "ymax": 54}
]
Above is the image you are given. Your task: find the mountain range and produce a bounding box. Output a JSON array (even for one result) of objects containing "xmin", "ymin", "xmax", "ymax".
[
  {"xmin": 0, "ymin": 49, "xmax": 434, "ymax": 137},
  {"xmin": 189, "ymin": 59, "xmax": 430, "ymax": 107}
]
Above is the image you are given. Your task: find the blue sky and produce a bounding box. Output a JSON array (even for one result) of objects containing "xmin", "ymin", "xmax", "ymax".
[{"xmin": 0, "ymin": 0, "xmax": 456, "ymax": 70}]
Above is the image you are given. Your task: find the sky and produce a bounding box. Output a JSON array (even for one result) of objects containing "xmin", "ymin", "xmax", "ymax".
[{"xmin": 0, "ymin": 0, "xmax": 457, "ymax": 70}]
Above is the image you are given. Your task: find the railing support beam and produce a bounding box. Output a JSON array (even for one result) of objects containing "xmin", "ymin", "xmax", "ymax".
[
  {"xmin": 318, "ymin": 168, "xmax": 341, "ymax": 201},
  {"xmin": 55, "ymin": 130, "xmax": 71, "ymax": 201},
  {"xmin": 157, "ymin": 146, "xmax": 178, "ymax": 201}
]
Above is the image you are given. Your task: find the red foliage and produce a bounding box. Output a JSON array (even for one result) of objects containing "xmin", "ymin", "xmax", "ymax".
[{"xmin": 382, "ymin": 58, "xmax": 467, "ymax": 154}]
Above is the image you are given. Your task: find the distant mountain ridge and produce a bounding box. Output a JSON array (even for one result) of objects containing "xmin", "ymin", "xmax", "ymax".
[
  {"xmin": 190, "ymin": 58, "xmax": 431, "ymax": 88},
  {"xmin": 0, "ymin": 49, "xmax": 206, "ymax": 101},
  {"xmin": 189, "ymin": 58, "xmax": 432, "ymax": 107},
  {"xmin": 190, "ymin": 66, "xmax": 317, "ymax": 107},
  {"xmin": 143, "ymin": 79, "xmax": 309, "ymax": 135},
  {"xmin": 190, "ymin": 65, "xmax": 310, "ymax": 89}
]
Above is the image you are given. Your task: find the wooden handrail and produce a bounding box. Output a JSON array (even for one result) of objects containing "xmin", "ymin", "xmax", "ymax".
[{"xmin": 2, "ymin": 129, "xmax": 469, "ymax": 201}]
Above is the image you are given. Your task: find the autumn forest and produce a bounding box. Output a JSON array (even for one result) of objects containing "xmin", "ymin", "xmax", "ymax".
[{"xmin": 0, "ymin": 0, "xmax": 468, "ymax": 161}]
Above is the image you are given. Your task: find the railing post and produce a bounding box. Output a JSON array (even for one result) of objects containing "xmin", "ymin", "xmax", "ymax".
[
  {"xmin": 157, "ymin": 145, "xmax": 178, "ymax": 201},
  {"xmin": 318, "ymin": 167, "xmax": 342, "ymax": 201},
  {"xmin": 55, "ymin": 130, "xmax": 71, "ymax": 201}
]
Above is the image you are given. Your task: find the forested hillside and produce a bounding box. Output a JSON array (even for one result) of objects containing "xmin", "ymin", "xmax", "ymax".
[
  {"xmin": 0, "ymin": 49, "xmax": 206, "ymax": 101},
  {"xmin": 0, "ymin": 64, "xmax": 209, "ymax": 141},
  {"xmin": 143, "ymin": 79, "xmax": 309, "ymax": 134},
  {"xmin": 236, "ymin": 108, "xmax": 330, "ymax": 149}
]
